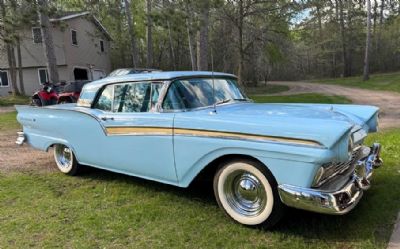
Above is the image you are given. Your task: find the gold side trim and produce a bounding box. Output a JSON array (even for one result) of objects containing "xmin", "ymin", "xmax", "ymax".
[
  {"xmin": 106, "ymin": 127, "xmax": 172, "ymax": 135},
  {"xmin": 105, "ymin": 126, "xmax": 322, "ymax": 147},
  {"xmin": 174, "ymin": 128, "xmax": 321, "ymax": 147}
]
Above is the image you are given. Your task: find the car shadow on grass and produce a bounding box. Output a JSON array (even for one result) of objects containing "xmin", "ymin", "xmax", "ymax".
[
  {"xmin": 76, "ymin": 165, "xmax": 393, "ymax": 246},
  {"xmin": 77, "ymin": 165, "xmax": 216, "ymax": 203}
]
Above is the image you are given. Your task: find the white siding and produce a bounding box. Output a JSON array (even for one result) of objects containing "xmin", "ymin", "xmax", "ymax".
[
  {"xmin": 0, "ymin": 14, "xmax": 111, "ymax": 96},
  {"xmin": 64, "ymin": 17, "xmax": 111, "ymax": 80}
]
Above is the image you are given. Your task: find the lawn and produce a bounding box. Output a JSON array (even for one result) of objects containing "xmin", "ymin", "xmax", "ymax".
[
  {"xmin": 245, "ymin": 84, "xmax": 290, "ymax": 95},
  {"xmin": 251, "ymin": 93, "xmax": 352, "ymax": 104},
  {"xmin": 0, "ymin": 95, "xmax": 30, "ymax": 106},
  {"xmin": 311, "ymin": 72, "xmax": 400, "ymax": 93},
  {"xmin": 0, "ymin": 96, "xmax": 398, "ymax": 248},
  {"xmin": 0, "ymin": 112, "xmax": 20, "ymax": 131}
]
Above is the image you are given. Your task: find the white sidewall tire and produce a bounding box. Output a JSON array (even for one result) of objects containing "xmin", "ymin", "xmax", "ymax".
[
  {"xmin": 53, "ymin": 144, "xmax": 77, "ymax": 174},
  {"xmin": 216, "ymin": 162, "xmax": 274, "ymax": 226}
]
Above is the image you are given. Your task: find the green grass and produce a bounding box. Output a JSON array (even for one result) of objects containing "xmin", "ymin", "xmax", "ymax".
[
  {"xmin": 245, "ymin": 84, "xmax": 290, "ymax": 95},
  {"xmin": 0, "ymin": 112, "xmax": 19, "ymax": 131},
  {"xmin": 0, "ymin": 95, "xmax": 30, "ymax": 106},
  {"xmin": 251, "ymin": 93, "xmax": 352, "ymax": 104},
  {"xmin": 311, "ymin": 72, "xmax": 400, "ymax": 93},
  {"xmin": 0, "ymin": 129, "xmax": 399, "ymax": 248}
]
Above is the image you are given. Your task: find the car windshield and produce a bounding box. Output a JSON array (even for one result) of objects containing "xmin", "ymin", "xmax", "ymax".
[{"xmin": 162, "ymin": 78, "xmax": 248, "ymax": 110}]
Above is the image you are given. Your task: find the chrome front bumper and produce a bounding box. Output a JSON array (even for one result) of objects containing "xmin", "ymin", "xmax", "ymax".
[
  {"xmin": 15, "ymin": 131, "xmax": 26, "ymax": 146},
  {"xmin": 278, "ymin": 143, "xmax": 383, "ymax": 215}
]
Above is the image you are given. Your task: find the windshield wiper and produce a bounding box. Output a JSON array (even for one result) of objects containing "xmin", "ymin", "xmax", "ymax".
[{"xmin": 215, "ymin": 98, "xmax": 249, "ymax": 105}]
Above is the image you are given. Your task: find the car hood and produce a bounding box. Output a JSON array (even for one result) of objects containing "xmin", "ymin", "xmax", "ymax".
[
  {"xmin": 174, "ymin": 102, "xmax": 379, "ymax": 148},
  {"xmin": 219, "ymin": 103, "xmax": 359, "ymax": 124}
]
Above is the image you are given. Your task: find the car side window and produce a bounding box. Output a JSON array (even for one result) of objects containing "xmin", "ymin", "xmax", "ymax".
[
  {"xmin": 93, "ymin": 85, "xmax": 113, "ymax": 111},
  {"xmin": 162, "ymin": 82, "xmax": 186, "ymax": 110},
  {"xmin": 162, "ymin": 79, "xmax": 216, "ymax": 110},
  {"xmin": 113, "ymin": 82, "xmax": 152, "ymax": 112},
  {"xmin": 94, "ymin": 82, "xmax": 162, "ymax": 113}
]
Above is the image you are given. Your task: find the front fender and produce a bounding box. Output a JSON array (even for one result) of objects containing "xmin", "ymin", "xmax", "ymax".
[{"xmin": 175, "ymin": 138, "xmax": 332, "ymax": 188}]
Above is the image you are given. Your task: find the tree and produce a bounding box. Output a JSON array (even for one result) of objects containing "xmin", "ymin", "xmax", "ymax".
[
  {"xmin": 37, "ymin": 0, "xmax": 59, "ymax": 84},
  {"xmin": 53, "ymin": 0, "xmax": 400, "ymax": 83},
  {"xmin": 16, "ymin": 37, "xmax": 24, "ymax": 95},
  {"xmin": 146, "ymin": 0, "xmax": 153, "ymax": 67},
  {"xmin": 222, "ymin": 0, "xmax": 293, "ymax": 85},
  {"xmin": 185, "ymin": 1, "xmax": 197, "ymax": 70},
  {"xmin": 196, "ymin": 0, "xmax": 209, "ymax": 71},
  {"xmin": 0, "ymin": 0, "xmax": 20, "ymax": 95},
  {"xmin": 124, "ymin": 0, "xmax": 139, "ymax": 67},
  {"xmin": 363, "ymin": 0, "xmax": 372, "ymax": 81}
]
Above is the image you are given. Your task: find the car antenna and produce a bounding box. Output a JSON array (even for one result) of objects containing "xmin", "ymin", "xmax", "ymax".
[{"xmin": 211, "ymin": 47, "xmax": 217, "ymax": 114}]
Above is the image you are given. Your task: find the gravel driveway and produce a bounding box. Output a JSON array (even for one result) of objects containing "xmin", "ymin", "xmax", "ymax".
[
  {"xmin": 0, "ymin": 130, "xmax": 55, "ymax": 173},
  {"xmin": 268, "ymin": 81, "xmax": 400, "ymax": 129},
  {"xmin": 0, "ymin": 106, "xmax": 15, "ymax": 113}
]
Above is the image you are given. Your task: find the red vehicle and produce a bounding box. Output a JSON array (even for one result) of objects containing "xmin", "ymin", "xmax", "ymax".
[{"xmin": 31, "ymin": 81, "xmax": 90, "ymax": 106}]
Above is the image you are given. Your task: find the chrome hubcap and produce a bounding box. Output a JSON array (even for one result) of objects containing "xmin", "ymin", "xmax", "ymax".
[
  {"xmin": 223, "ymin": 170, "xmax": 267, "ymax": 217},
  {"xmin": 55, "ymin": 145, "xmax": 73, "ymax": 169}
]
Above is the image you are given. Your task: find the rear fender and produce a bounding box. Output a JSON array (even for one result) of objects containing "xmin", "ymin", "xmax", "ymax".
[{"xmin": 15, "ymin": 105, "xmax": 104, "ymax": 164}]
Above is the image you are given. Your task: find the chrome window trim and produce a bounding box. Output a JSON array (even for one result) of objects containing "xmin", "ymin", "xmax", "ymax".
[
  {"xmin": 93, "ymin": 80, "xmax": 165, "ymax": 114},
  {"xmin": 157, "ymin": 77, "xmax": 250, "ymax": 113}
]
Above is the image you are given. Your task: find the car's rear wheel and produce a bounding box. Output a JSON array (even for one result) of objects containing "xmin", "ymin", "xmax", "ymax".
[
  {"xmin": 213, "ymin": 159, "xmax": 284, "ymax": 228},
  {"xmin": 53, "ymin": 144, "xmax": 80, "ymax": 175}
]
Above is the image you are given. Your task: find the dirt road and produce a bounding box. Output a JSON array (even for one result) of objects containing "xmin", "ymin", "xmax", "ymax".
[
  {"xmin": 268, "ymin": 81, "xmax": 400, "ymax": 129},
  {"xmin": 0, "ymin": 106, "xmax": 15, "ymax": 113},
  {"xmin": 0, "ymin": 130, "xmax": 54, "ymax": 173}
]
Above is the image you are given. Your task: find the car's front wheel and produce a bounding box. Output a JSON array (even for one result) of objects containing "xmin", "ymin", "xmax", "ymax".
[
  {"xmin": 53, "ymin": 144, "xmax": 80, "ymax": 175},
  {"xmin": 213, "ymin": 159, "xmax": 284, "ymax": 228}
]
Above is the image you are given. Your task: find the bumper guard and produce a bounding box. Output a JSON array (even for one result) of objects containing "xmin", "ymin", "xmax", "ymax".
[{"xmin": 278, "ymin": 143, "xmax": 383, "ymax": 215}]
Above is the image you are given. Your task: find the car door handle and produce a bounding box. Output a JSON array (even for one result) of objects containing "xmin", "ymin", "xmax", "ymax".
[{"xmin": 101, "ymin": 116, "xmax": 114, "ymax": 121}]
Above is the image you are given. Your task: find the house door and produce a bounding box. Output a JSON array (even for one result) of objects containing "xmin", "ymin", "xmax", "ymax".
[{"xmin": 74, "ymin": 68, "xmax": 88, "ymax": 81}]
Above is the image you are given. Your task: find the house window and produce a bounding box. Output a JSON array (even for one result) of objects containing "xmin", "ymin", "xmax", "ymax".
[
  {"xmin": 32, "ymin": 27, "xmax": 42, "ymax": 43},
  {"xmin": 38, "ymin": 68, "xmax": 49, "ymax": 84},
  {"xmin": 71, "ymin": 30, "xmax": 78, "ymax": 46},
  {"xmin": 0, "ymin": 71, "xmax": 9, "ymax": 87},
  {"xmin": 100, "ymin": 40, "xmax": 105, "ymax": 52}
]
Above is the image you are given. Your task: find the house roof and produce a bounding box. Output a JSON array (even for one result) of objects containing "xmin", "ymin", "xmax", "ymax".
[{"xmin": 49, "ymin": 11, "xmax": 112, "ymax": 41}]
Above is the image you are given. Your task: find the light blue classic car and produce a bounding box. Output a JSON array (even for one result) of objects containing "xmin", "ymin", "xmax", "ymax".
[{"xmin": 16, "ymin": 71, "xmax": 383, "ymax": 228}]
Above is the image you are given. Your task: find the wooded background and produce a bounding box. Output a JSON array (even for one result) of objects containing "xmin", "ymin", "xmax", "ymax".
[{"xmin": 1, "ymin": 0, "xmax": 400, "ymax": 91}]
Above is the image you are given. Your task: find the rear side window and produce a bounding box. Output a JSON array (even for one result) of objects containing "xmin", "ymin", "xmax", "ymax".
[
  {"xmin": 94, "ymin": 82, "xmax": 162, "ymax": 113},
  {"xmin": 113, "ymin": 82, "xmax": 152, "ymax": 112}
]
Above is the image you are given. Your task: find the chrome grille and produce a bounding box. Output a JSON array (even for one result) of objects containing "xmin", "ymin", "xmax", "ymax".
[{"xmin": 315, "ymin": 147, "xmax": 362, "ymax": 187}]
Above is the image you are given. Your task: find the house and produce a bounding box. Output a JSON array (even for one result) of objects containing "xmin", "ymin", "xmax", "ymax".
[{"xmin": 0, "ymin": 11, "xmax": 112, "ymax": 96}]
